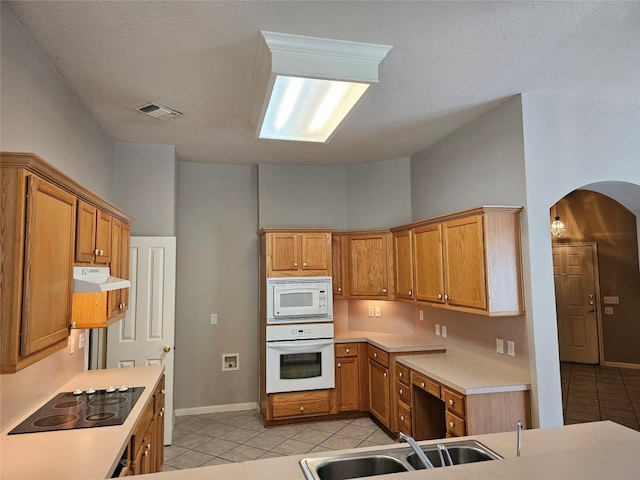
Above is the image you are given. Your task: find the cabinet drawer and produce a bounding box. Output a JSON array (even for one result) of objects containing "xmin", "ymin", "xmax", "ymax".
[
  {"xmin": 271, "ymin": 390, "xmax": 330, "ymax": 419},
  {"xmin": 443, "ymin": 387, "xmax": 465, "ymax": 417},
  {"xmin": 412, "ymin": 371, "xmax": 441, "ymax": 398},
  {"xmin": 396, "ymin": 363, "xmax": 410, "ymax": 386},
  {"xmin": 445, "ymin": 411, "xmax": 466, "ymax": 437},
  {"xmin": 336, "ymin": 343, "xmax": 359, "ymax": 358},
  {"xmin": 131, "ymin": 399, "xmax": 154, "ymax": 455},
  {"xmin": 367, "ymin": 344, "xmax": 389, "ymax": 367},
  {"xmin": 397, "ymin": 381, "xmax": 410, "ymax": 405},
  {"xmin": 397, "ymin": 401, "xmax": 411, "ymax": 434}
]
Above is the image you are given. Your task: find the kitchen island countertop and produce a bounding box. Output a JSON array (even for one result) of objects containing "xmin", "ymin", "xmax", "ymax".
[
  {"xmin": 0, "ymin": 365, "xmax": 164, "ymax": 480},
  {"xmin": 139, "ymin": 421, "xmax": 640, "ymax": 479}
]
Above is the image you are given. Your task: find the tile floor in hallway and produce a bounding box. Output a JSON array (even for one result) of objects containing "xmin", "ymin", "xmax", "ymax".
[
  {"xmin": 561, "ymin": 362, "xmax": 640, "ymax": 431},
  {"xmin": 163, "ymin": 411, "xmax": 396, "ymax": 471}
]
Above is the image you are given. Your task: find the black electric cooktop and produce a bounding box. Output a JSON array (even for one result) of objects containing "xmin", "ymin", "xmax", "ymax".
[{"xmin": 9, "ymin": 386, "xmax": 144, "ymax": 434}]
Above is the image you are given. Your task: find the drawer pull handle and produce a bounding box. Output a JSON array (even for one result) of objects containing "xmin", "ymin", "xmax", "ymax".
[
  {"xmin": 299, "ymin": 406, "xmax": 305, "ymax": 412},
  {"xmin": 345, "ymin": 348, "xmax": 350, "ymax": 353},
  {"xmin": 449, "ymin": 399, "xmax": 454, "ymax": 406}
]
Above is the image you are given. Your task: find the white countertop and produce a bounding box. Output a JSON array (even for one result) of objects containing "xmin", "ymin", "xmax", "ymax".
[
  {"xmin": 397, "ymin": 353, "xmax": 530, "ymax": 395},
  {"xmin": 139, "ymin": 421, "xmax": 640, "ymax": 479},
  {"xmin": 335, "ymin": 329, "xmax": 446, "ymax": 353},
  {"xmin": 0, "ymin": 365, "xmax": 164, "ymax": 480}
]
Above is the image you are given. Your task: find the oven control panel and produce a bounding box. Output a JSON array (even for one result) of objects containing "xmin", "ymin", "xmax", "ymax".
[{"xmin": 266, "ymin": 322, "xmax": 334, "ymax": 341}]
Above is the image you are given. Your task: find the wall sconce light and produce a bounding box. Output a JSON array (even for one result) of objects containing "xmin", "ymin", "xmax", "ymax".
[
  {"xmin": 247, "ymin": 31, "xmax": 392, "ymax": 142},
  {"xmin": 550, "ymin": 204, "xmax": 566, "ymax": 238}
]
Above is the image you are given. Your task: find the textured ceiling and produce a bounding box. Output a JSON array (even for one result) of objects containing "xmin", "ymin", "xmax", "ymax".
[{"xmin": 6, "ymin": 1, "xmax": 640, "ymax": 166}]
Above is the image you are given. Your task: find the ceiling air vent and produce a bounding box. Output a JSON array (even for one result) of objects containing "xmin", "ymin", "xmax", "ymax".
[{"xmin": 134, "ymin": 102, "xmax": 183, "ymax": 120}]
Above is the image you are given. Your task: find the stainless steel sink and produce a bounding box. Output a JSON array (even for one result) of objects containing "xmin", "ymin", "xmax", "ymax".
[{"xmin": 299, "ymin": 440, "xmax": 502, "ymax": 480}]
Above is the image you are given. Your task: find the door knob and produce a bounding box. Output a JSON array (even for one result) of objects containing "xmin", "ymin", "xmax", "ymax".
[{"xmin": 163, "ymin": 345, "xmax": 171, "ymax": 353}]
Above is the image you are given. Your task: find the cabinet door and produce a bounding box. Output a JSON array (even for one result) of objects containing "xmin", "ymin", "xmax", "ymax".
[
  {"xmin": 331, "ymin": 235, "xmax": 344, "ymax": 297},
  {"xmin": 108, "ymin": 217, "xmax": 123, "ymax": 318},
  {"xmin": 153, "ymin": 377, "xmax": 165, "ymax": 472},
  {"xmin": 76, "ymin": 200, "xmax": 97, "ymax": 263},
  {"xmin": 413, "ymin": 224, "xmax": 445, "ymax": 304},
  {"xmin": 120, "ymin": 222, "xmax": 131, "ymax": 310},
  {"xmin": 336, "ymin": 356, "xmax": 360, "ymax": 412},
  {"xmin": 368, "ymin": 358, "xmax": 390, "ymax": 428},
  {"xmin": 442, "ymin": 215, "xmax": 487, "ymax": 310},
  {"xmin": 300, "ymin": 233, "xmax": 330, "ymax": 271},
  {"xmin": 393, "ymin": 230, "xmax": 413, "ymax": 300},
  {"xmin": 95, "ymin": 210, "xmax": 112, "ymax": 264},
  {"xmin": 348, "ymin": 234, "xmax": 390, "ymax": 297},
  {"xmin": 21, "ymin": 176, "xmax": 75, "ymax": 357},
  {"xmin": 270, "ymin": 233, "xmax": 299, "ymax": 272}
]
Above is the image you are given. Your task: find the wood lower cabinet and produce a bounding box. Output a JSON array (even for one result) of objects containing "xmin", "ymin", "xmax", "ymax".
[
  {"xmin": 405, "ymin": 363, "xmax": 530, "ymax": 441},
  {"xmin": 346, "ymin": 231, "xmax": 394, "ymax": 299},
  {"xmin": 0, "ymin": 169, "xmax": 76, "ymax": 373},
  {"xmin": 396, "ymin": 362, "xmax": 411, "ymax": 435},
  {"xmin": 129, "ymin": 375, "xmax": 165, "ymax": 476},
  {"xmin": 267, "ymin": 390, "xmax": 331, "ymax": 421},
  {"xmin": 260, "ymin": 229, "xmax": 333, "ymax": 277},
  {"xmin": 335, "ymin": 343, "xmax": 362, "ymax": 412},
  {"xmin": 367, "ymin": 345, "xmax": 390, "ymax": 428}
]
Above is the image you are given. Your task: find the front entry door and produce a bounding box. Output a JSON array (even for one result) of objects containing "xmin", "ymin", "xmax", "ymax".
[
  {"xmin": 553, "ymin": 243, "xmax": 600, "ymax": 364},
  {"xmin": 107, "ymin": 236, "xmax": 176, "ymax": 444}
]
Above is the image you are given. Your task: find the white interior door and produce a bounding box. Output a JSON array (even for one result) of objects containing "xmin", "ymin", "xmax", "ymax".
[
  {"xmin": 107, "ymin": 236, "xmax": 176, "ymax": 444},
  {"xmin": 553, "ymin": 243, "xmax": 600, "ymax": 364}
]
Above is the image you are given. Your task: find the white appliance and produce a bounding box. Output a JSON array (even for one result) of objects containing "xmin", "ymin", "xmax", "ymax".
[
  {"xmin": 266, "ymin": 323, "xmax": 335, "ymax": 394},
  {"xmin": 267, "ymin": 276, "xmax": 332, "ymax": 324},
  {"xmin": 73, "ymin": 266, "xmax": 131, "ymax": 293}
]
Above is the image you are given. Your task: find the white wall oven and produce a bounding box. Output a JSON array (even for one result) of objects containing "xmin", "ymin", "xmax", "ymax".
[
  {"xmin": 267, "ymin": 277, "xmax": 332, "ymax": 324},
  {"xmin": 266, "ymin": 323, "xmax": 335, "ymax": 394}
]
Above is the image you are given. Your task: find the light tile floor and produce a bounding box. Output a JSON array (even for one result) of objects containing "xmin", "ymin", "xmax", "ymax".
[
  {"xmin": 561, "ymin": 362, "xmax": 640, "ymax": 431},
  {"xmin": 163, "ymin": 412, "xmax": 395, "ymax": 471}
]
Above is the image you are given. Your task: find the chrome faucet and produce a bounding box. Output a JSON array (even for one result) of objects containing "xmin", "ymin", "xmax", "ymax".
[{"xmin": 399, "ymin": 432, "xmax": 435, "ymax": 469}]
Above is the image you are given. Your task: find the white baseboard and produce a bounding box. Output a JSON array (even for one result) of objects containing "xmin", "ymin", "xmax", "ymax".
[{"xmin": 175, "ymin": 402, "xmax": 258, "ymax": 417}]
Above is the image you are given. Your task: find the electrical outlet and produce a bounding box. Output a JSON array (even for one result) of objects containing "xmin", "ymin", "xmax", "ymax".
[
  {"xmin": 375, "ymin": 306, "xmax": 382, "ymax": 317},
  {"xmin": 79, "ymin": 333, "xmax": 86, "ymax": 350},
  {"xmin": 496, "ymin": 337, "xmax": 504, "ymax": 354},
  {"xmin": 441, "ymin": 325, "xmax": 447, "ymax": 338},
  {"xmin": 507, "ymin": 340, "xmax": 515, "ymax": 356},
  {"xmin": 435, "ymin": 324, "xmax": 441, "ymax": 336},
  {"xmin": 210, "ymin": 313, "xmax": 218, "ymax": 325},
  {"xmin": 603, "ymin": 296, "xmax": 619, "ymax": 304},
  {"xmin": 368, "ymin": 306, "xmax": 375, "ymax": 317},
  {"xmin": 419, "ymin": 310, "xmax": 424, "ymax": 321},
  {"xmin": 604, "ymin": 306, "xmax": 614, "ymax": 315}
]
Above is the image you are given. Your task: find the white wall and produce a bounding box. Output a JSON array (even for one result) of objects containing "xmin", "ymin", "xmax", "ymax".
[
  {"xmin": 258, "ymin": 164, "xmax": 348, "ymax": 230},
  {"xmin": 520, "ymin": 94, "xmax": 640, "ymax": 427},
  {"xmin": 0, "ymin": 3, "xmax": 113, "ymax": 200},
  {"xmin": 346, "ymin": 157, "xmax": 412, "ymax": 229},
  {"xmin": 0, "ymin": 3, "xmax": 114, "ymax": 431},
  {"xmin": 114, "ymin": 142, "xmax": 178, "ymax": 236},
  {"xmin": 175, "ymin": 162, "xmax": 258, "ymax": 409}
]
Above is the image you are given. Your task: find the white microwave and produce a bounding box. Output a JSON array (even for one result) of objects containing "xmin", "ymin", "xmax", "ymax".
[{"xmin": 267, "ymin": 277, "xmax": 333, "ymax": 324}]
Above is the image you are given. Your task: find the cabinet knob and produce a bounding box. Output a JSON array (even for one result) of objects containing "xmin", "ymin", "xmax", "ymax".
[
  {"xmin": 399, "ymin": 372, "xmax": 403, "ymax": 378},
  {"xmin": 399, "ymin": 389, "xmax": 404, "ymax": 395},
  {"xmin": 337, "ymin": 287, "xmax": 342, "ymax": 292},
  {"xmin": 437, "ymin": 294, "xmax": 442, "ymax": 299},
  {"xmin": 293, "ymin": 262, "xmax": 298, "ymax": 267},
  {"xmin": 163, "ymin": 345, "xmax": 171, "ymax": 353},
  {"xmin": 383, "ymin": 372, "xmax": 387, "ymax": 378},
  {"xmin": 337, "ymin": 362, "xmax": 342, "ymax": 368},
  {"xmin": 345, "ymin": 348, "xmax": 350, "ymax": 353},
  {"xmin": 303, "ymin": 262, "xmax": 307, "ymax": 267},
  {"xmin": 299, "ymin": 406, "xmax": 305, "ymax": 412},
  {"xmin": 444, "ymin": 294, "xmax": 449, "ymax": 301},
  {"xmin": 147, "ymin": 443, "xmax": 151, "ymax": 449},
  {"xmin": 449, "ymin": 399, "xmax": 454, "ymax": 406},
  {"xmin": 382, "ymin": 288, "xmax": 387, "ymax": 293},
  {"xmin": 143, "ymin": 450, "xmax": 148, "ymax": 457},
  {"xmin": 374, "ymin": 353, "xmax": 378, "ymax": 358},
  {"xmin": 94, "ymin": 249, "xmax": 100, "ymax": 255},
  {"xmin": 449, "ymin": 421, "xmax": 454, "ymax": 428},
  {"xmin": 400, "ymin": 415, "xmax": 405, "ymax": 421},
  {"xmin": 421, "ymin": 382, "xmax": 425, "ymax": 388},
  {"xmin": 408, "ymin": 290, "xmax": 412, "ymax": 296}
]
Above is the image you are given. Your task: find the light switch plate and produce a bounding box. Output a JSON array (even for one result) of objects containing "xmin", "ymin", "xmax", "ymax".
[
  {"xmin": 375, "ymin": 306, "xmax": 382, "ymax": 317},
  {"xmin": 210, "ymin": 313, "xmax": 218, "ymax": 325},
  {"xmin": 496, "ymin": 337, "xmax": 504, "ymax": 354},
  {"xmin": 419, "ymin": 310, "xmax": 424, "ymax": 321},
  {"xmin": 368, "ymin": 306, "xmax": 375, "ymax": 317},
  {"xmin": 435, "ymin": 324, "xmax": 441, "ymax": 336},
  {"xmin": 603, "ymin": 296, "xmax": 619, "ymax": 304},
  {"xmin": 441, "ymin": 325, "xmax": 447, "ymax": 338},
  {"xmin": 507, "ymin": 340, "xmax": 515, "ymax": 356}
]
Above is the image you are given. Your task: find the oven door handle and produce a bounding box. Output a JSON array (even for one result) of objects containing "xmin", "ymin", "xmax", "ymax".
[{"xmin": 266, "ymin": 339, "xmax": 334, "ymax": 351}]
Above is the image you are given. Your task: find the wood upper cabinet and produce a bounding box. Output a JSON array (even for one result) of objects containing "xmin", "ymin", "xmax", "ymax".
[
  {"xmin": 398, "ymin": 207, "xmax": 524, "ymax": 316},
  {"xmin": 1, "ymin": 169, "xmax": 76, "ymax": 373},
  {"xmin": 76, "ymin": 199, "xmax": 112, "ymax": 264},
  {"xmin": 331, "ymin": 234, "xmax": 346, "ymax": 298},
  {"xmin": 346, "ymin": 231, "xmax": 394, "ymax": 299},
  {"xmin": 261, "ymin": 229, "xmax": 333, "ymax": 277},
  {"xmin": 107, "ymin": 219, "xmax": 131, "ymax": 321},
  {"xmin": 393, "ymin": 229, "xmax": 414, "ymax": 301}
]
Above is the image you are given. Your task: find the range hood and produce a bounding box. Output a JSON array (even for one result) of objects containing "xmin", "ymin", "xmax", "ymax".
[{"xmin": 73, "ymin": 266, "xmax": 131, "ymax": 293}]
